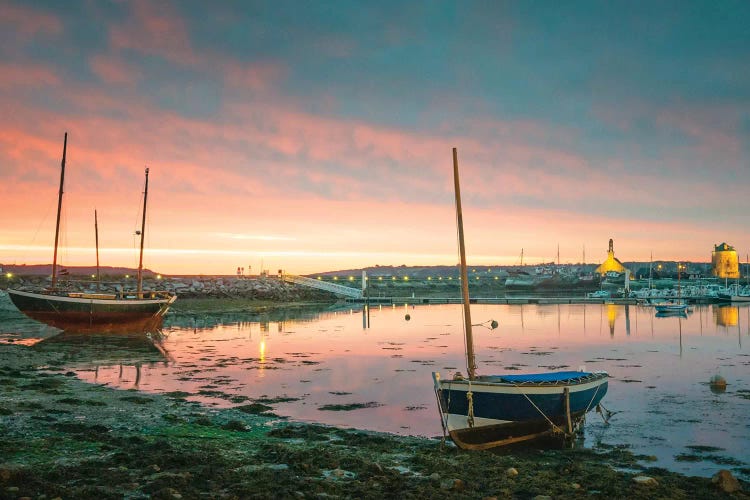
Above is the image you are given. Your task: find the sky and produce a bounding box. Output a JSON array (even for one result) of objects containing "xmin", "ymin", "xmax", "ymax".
[{"xmin": 1, "ymin": 0, "xmax": 749, "ymax": 275}]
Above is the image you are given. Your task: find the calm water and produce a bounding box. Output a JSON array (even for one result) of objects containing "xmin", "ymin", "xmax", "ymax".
[{"xmin": 2, "ymin": 301, "xmax": 749, "ymax": 479}]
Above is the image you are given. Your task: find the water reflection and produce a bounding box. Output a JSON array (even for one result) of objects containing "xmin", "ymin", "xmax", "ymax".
[
  {"xmin": 715, "ymin": 305, "xmax": 739, "ymax": 327},
  {"xmin": 3, "ymin": 303, "xmax": 749, "ymax": 480},
  {"xmin": 34, "ymin": 330, "xmax": 169, "ymax": 389}
]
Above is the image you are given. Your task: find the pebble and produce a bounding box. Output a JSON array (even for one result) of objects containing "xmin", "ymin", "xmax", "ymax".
[
  {"xmin": 712, "ymin": 469, "xmax": 741, "ymax": 493},
  {"xmin": 429, "ymin": 472, "xmax": 440, "ymax": 481},
  {"xmin": 632, "ymin": 475, "xmax": 658, "ymax": 486},
  {"xmin": 506, "ymin": 467, "xmax": 518, "ymax": 477},
  {"xmin": 571, "ymin": 483, "xmax": 581, "ymax": 489},
  {"xmin": 440, "ymin": 478, "xmax": 465, "ymax": 491}
]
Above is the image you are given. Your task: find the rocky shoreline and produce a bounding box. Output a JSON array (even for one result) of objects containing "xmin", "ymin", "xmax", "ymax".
[
  {"xmin": 2, "ymin": 276, "xmax": 339, "ymax": 302},
  {"xmin": 1, "ymin": 336, "xmax": 747, "ymax": 499}
]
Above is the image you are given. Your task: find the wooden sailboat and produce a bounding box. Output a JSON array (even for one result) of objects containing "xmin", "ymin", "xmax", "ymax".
[
  {"xmin": 7, "ymin": 133, "xmax": 176, "ymax": 332},
  {"xmin": 432, "ymin": 148, "xmax": 608, "ymax": 449}
]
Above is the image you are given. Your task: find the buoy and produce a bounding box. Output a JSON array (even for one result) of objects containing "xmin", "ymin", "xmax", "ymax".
[
  {"xmin": 709, "ymin": 374, "xmax": 727, "ymax": 394},
  {"xmin": 490, "ymin": 320, "xmax": 499, "ymax": 330},
  {"xmin": 404, "ymin": 314, "xmax": 411, "ymax": 321}
]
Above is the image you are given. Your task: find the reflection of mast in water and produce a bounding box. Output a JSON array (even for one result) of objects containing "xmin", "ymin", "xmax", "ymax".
[
  {"xmin": 583, "ymin": 303, "xmax": 586, "ymax": 337},
  {"xmin": 557, "ymin": 304, "xmax": 561, "ymax": 337},
  {"xmin": 739, "ymin": 307, "xmax": 742, "ymax": 348},
  {"xmin": 362, "ymin": 305, "xmax": 370, "ymax": 329},
  {"xmin": 678, "ymin": 317, "xmax": 683, "ymax": 358},
  {"xmin": 625, "ymin": 304, "xmax": 631, "ymax": 336},
  {"xmin": 520, "ymin": 304, "xmax": 525, "ymax": 334},
  {"xmin": 650, "ymin": 308, "xmax": 654, "ymax": 338}
]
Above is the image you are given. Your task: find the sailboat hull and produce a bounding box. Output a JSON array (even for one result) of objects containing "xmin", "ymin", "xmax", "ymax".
[
  {"xmin": 7, "ymin": 289, "xmax": 175, "ymax": 332},
  {"xmin": 433, "ymin": 371, "xmax": 608, "ymax": 449}
]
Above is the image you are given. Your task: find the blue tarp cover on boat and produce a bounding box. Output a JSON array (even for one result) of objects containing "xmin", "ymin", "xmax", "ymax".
[{"xmin": 494, "ymin": 371, "xmax": 591, "ymax": 383}]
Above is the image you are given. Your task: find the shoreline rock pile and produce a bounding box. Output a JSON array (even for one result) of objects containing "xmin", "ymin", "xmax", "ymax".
[{"xmin": 1, "ymin": 276, "xmax": 338, "ymax": 302}]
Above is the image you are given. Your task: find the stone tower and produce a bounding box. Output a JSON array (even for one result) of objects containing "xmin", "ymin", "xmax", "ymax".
[{"xmin": 712, "ymin": 243, "xmax": 740, "ymax": 279}]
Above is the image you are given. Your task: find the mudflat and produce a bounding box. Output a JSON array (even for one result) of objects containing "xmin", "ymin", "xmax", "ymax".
[{"xmin": 1, "ymin": 341, "xmax": 747, "ymax": 499}]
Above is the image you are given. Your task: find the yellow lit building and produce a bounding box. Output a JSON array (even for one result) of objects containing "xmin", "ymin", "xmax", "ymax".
[
  {"xmin": 595, "ymin": 238, "xmax": 628, "ymax": 276},
  {"xmin": 711, "ymin": 242, "xmax": 740, "ymax": 279}
]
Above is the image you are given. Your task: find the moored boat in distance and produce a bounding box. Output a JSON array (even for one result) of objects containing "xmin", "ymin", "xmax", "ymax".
[
  {"xmin": 432, "ymin": 148, "xmax": 608, "ymax": 450},
  {"xmin": 7, "ymin": 133, "xmax": 176, "ymax": 332},
  {"xmin": 717, "ymin": 283, "xmax": 750, "ymax": 303},
  {"xmin": 653, "ymin": 301, "xmax": 689, "ymax": 314}
]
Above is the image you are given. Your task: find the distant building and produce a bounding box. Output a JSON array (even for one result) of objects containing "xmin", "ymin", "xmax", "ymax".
[
  {"xmin": 712, "ymin": 242, "xmax": 740, "ymax": 279},
  {"xmin": 595, "ymin": 239, "xmax": 629, "ymax": 277}
]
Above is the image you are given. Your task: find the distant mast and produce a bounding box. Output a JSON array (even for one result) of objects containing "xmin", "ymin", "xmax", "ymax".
[
  {"xmin": 137, "ymin": 167, "xmax": 149, "ymax": 297},
  {"xmin": 453, "ymin": 148, "xmax": 476, "ymax": 380},
  {"xmin": 51, "ymin": 132, "xmax": 67, "ymax": 290},
  {"xmin": 95, "ymin": 209, "xmax": 100, "ymax": 291}
]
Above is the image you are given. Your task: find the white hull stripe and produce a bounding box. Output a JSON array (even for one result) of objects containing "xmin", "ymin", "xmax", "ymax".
[{"xmin": 437, "ymin": 377, "xmax": 607, "ymax": 395}]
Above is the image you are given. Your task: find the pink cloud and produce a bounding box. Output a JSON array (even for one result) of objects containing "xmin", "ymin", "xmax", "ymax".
[
  {"xmin": 109, "ymin": 0, "xmax": 198, "ymax": 66},
  {"xmin": 0, "ymin": 3, "xmax": 63, "ymax": 39},
  {"xmin": 221, "ymin": 61, "xmax": 287, "ymax": 92},
  {"xmin": 655, "ymin": 104, "xmax": 744, "ymax": 162},
  {"xmin": 0, "ymin": 62, "xmax": 59, "ymax": 89},
  {"xmin": 89, "ymin": 55, "xmax": 142, "ymax": 85}
]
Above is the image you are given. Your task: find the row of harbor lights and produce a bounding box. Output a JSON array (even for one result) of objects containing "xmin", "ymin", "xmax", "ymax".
[{"xmin": 319, "ymin": 275, "xmax": 501, "ymax": 281}]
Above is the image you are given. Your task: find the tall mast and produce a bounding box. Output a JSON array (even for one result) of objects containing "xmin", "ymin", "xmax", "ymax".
[
  {"xmin": 94, "ymin": 209, "xmax": 100, "ymax": 291},
  {"xmin": 51, "ymin": 132, "xmax": 67, "ymax": 290},
  {"xmin": 137, "ymin": 167, "xmax": 149, "ymax": 297},
  {"xmin": 453, "ymin": 148, "xmax": 476, "ymax": 380},
  {"xmin": 649, "ymin": 251, "xmax": 653, "ymax": 289}
]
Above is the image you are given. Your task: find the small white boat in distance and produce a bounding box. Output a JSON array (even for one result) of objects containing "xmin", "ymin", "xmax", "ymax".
[{"xmin": 653, "ymin": 301, "xmax": 688, "ymax": 314}]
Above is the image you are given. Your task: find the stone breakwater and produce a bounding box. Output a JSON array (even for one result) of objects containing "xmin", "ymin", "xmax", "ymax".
[{"xmin": 2, "ymin": 276, "xmax": 338, "ymax": 302}]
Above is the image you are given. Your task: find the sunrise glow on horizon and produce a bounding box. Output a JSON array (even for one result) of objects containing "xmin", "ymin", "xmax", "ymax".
[{"xmin": 2, "ymin": 2, "xmax": 749, "ymax": 275}]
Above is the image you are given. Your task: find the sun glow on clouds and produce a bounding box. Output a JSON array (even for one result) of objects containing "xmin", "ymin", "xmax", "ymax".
[{"xmin": 214, "ymin": 233, "xmax": 296, "ymax": 242}]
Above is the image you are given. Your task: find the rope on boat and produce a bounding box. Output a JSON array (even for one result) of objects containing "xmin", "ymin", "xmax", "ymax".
[
  {"xmin": 513, "ymin": 385, "xmax": 566, "ymax": 435},
  {"xmin": 595, "ymin": 402, "xmax": 616, "ymax": 424},
  {"xmin": 582, "ymin": 380, "xmax": 603, "ymax": 414},
  {"xmin": 466, "ymin": 386, "xmax": 475, "ymax": 428}
]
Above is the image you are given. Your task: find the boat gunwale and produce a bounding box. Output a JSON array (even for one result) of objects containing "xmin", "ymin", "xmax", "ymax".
[{"xmin": 7, "ymin": 288, "xmax": 175, "ymax": 305}]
